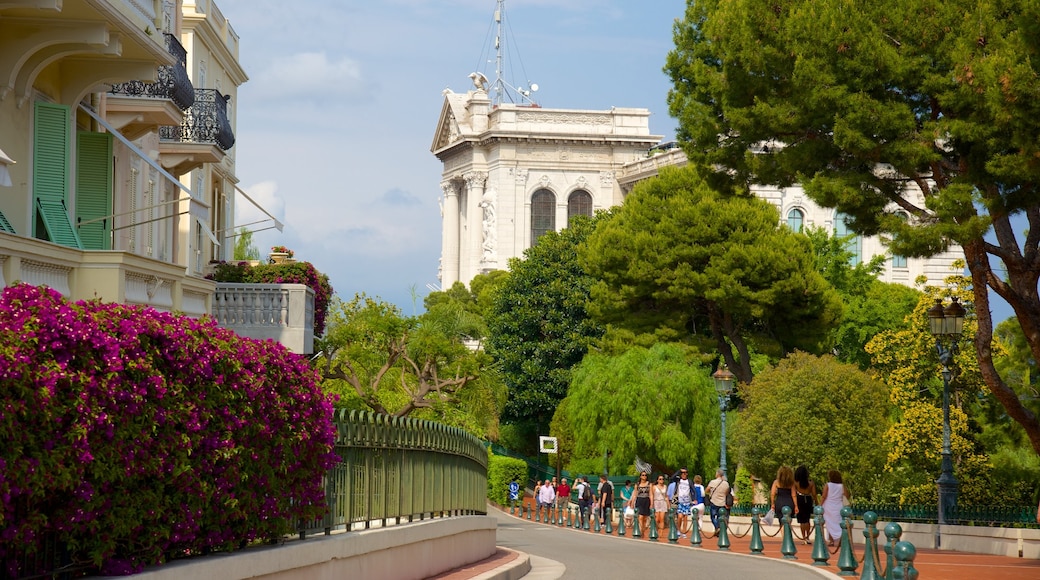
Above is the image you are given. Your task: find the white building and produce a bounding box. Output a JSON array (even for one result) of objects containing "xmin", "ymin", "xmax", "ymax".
[{"xmin": 432, "ymin": 84, "xmax": 959, "ymax": 290}]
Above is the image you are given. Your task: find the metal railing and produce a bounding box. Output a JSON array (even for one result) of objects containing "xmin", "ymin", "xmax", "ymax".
[
  {"xmin": 299, "ymin": 410, "xmax": 489, "ymax": 537},
  {"xmin": 160, "ymin": 88, "xmax": 235, "ymax": 150},
  {"xmin": 725, "ymin": 502, "xmax": 1039, "ymax": 527},
  {"xmin": 109, "ymin": 33, "xmax": 195, "ymax": 110}
]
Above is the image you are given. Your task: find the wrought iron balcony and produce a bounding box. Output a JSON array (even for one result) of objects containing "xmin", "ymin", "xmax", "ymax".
[
  {"xmin": 109, "ymin": 33, "xmax": 194, "ymax": 110},
  {"xmin": 160, "ymin": 89, "xmax": 235, "ymax": 151}
]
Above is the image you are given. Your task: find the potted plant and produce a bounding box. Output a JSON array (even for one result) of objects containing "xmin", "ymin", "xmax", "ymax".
[{"xmin": 269, "ymin": 245, "xmax": 294, "ymax": 263}]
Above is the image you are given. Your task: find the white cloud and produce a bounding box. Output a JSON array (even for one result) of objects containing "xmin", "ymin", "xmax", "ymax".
[
  {"xmin": 250, "ymin": 52, "xmax": 367, "ymax": 102},
  {"xmin": 234, "ymin": 180, "xmax": 285, "ymax": 230}
]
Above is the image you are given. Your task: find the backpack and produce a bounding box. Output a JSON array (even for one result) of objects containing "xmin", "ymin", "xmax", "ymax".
[
  {"xmin": 581, "ymin": 483, "xmax": 592, "ymax": 502},
  {"xmin": 725, "ymin": 484, "xmax": 735, "ymax": 508}
]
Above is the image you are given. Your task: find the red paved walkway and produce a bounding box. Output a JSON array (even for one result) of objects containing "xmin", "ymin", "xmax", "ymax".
[{"xmin": 500, "ymin": 498, "xmax": 1040, "ymax": 580}]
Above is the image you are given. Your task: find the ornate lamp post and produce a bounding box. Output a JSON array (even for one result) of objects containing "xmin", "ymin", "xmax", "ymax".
[
  {"xmin": 713, "ymin": 364, "xmax": 736, "ymax": 477},
  {"xmin": 926, "ymin": 297, "xmax": 965, "ymax": 527}
]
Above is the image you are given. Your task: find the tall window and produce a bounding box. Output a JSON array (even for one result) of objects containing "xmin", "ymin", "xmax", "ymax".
[
  {"xmin": 531, "ymin": 189, "xmax": 556, "ymax": 244},
  {"xmin": 835, "ymin": 212, "xmax": 861, "ymax": 266},
  {"xmin": 892, "ymin": 211, "xmax": 909, "ymax": 268},
  {"xmin": 786, "ymin": 208, "xmax": 804, "ymax": 233},
  {"xmin": 568, "ymin": 190, "xmax": 593, "ymax": 223}
]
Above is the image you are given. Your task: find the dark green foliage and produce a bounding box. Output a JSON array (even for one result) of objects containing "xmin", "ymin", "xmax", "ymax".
[
  {"xmin": 579, "ymin": 165, "xmax": 842, "ymax": 384},
  {"xmin": 486, "ymin": 215, "xmax": 606, "ymax": 433},
  {"xmin": 487, "ymin": 453, "xmax": 527, "ymax": 506}
]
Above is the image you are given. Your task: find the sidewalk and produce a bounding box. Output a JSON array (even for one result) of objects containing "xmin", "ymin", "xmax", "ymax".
[{"xmin": 483, "ymin": 497, "xmax": 1040, "ymax": 580}]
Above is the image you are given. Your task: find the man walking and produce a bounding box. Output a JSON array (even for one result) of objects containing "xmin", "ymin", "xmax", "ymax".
[
  {"xmin": 537, "ymin": 478, "xmax": 555, "ymax": 520},
  {"xmin": 557, "ymin": 477, "xmax": 571, "ymax": 510},
  {"xmin": 705, "ymin": 469, "xmax": 730, "ymax": 531},
  {"xmin": 598, "ymin": 474, "xmax": 614, "ymax": 528}
]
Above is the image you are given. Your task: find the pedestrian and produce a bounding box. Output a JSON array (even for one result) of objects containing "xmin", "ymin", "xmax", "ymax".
[
  {"xmin": 557, "ymin": 477, "xmax": 571, "ymax": 510},
  {"xmin": 620, "ymin": 479, "xmax": 634, "ymax": 528},
  {"xmin": 598, "ymin": 474, "xmax": 614, "ymax": 526},
  {"xmin": 575, "ymin": 476, "xmax": 592, "ymax": 528},
  {"xmin": 537, "ymin": 478, "xmax": 555, "ymax": 520},
  {"xmin": 652, "ymin": 473, "xmax": 669, "ymax": 536},
  {"xmin": 705, "ymin": 469, "xmax": 730, "ymax": 531},
  {"xmin": 771, "ymin": 465, "xmax": 797, "ymax": 527},
  {"xmin": 669, "ymin": 468, "xmax": 694, "ymax": 537},
  {"xmin": 508, "ymin": 476, "xmax": 520, "ymax": 511},
  {"xmin": 794, "ymin": 465, "xmax": 818, "ymax": 544},
  {"xmin": 691, "ymin": 474, "xmax": 706, "ymax": 524},
  {"xmin": 628, "ymin": 471, "xmax": 652, "ymax": 534},
  {"xmin": 821, "ymin": 470, "xmax": 850, "ymax": 547}
]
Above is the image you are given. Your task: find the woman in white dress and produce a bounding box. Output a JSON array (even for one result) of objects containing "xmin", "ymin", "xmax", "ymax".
[{"xmin": 821, "ymin": 470, "xmax": 851, "ymax": 547}]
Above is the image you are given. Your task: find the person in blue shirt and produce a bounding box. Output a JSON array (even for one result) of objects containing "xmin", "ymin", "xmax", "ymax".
[{"xmin": 508, "ymin": 477, "xmax": 520, "ymax": 511}]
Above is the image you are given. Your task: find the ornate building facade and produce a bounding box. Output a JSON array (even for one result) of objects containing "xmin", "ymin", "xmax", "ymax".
[{"xmin": 432, "ymin": 81, "xmax": 960, "ymax": 290}]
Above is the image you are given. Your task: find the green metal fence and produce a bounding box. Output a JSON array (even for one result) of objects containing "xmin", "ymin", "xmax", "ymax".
[
  {"xmin": 726, "ymin": 502, "xmax": 1039, "ymax": 527},
  {"xmin": 300, "ymin": 410, "xmax": 488, "ymax": 537}
]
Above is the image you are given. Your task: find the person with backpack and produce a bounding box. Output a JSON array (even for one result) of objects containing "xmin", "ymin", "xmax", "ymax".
[{"xmin": 575, "ymin": 476, "xmax": 592, "ymax": 528}]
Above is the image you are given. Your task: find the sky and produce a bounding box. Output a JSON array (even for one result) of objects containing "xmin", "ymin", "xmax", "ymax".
[{"xmin": 219, "ymin": 0, "xmax": 689, "ymax": 314}]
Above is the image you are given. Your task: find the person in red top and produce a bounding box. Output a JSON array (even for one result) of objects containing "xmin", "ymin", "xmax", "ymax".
[{"xmin": 556, "ymin": 478, "xmax": 571, "ymax": 509}]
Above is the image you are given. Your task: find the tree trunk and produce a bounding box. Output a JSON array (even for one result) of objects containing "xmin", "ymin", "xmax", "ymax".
[{"xmin": 964, "ymin": 238, "xmax": 1040, "ymax": 455}]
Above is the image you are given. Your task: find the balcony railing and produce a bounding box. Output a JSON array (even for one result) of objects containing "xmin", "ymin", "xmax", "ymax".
[
  {"xmin": 213, "ymin": 283, "xmax": 314, "ymax": 354},
  {"xmin": 160, "ymin": 88, "xmax": 235, "ymax": 151},
  {"xmin": 109, "ymin": 33, "xmax": 195, "ymax": 110}
]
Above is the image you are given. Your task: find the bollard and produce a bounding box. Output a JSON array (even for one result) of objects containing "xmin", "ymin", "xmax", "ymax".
[
  {"xmin": 633, "ymin": 512, "xmax": 642, "ymax": 538},
  {"xmin": 618, "ymin": 508, "xmax": 627, "ymax": 536},
  {"xmin": 584, "ymin": 507, "xmax": 592, "ymax": 530},
  {"xmin": 811, "ymin": 505, "xmax": 829, "ymax": 566},
  {"xmin": 749, "ymin": 507, "xmax": 764, "ymax": 555},
  {"xmin": 892, "ymin": 541, "xmax": 919, "ymax": 580},
  {"xmin": 690, "ymin": 509, "xmax": 702, "ymax": 547},
  {"xmin": 780, "ymin": 505, "xmax": 797, "ymax": 560},
  {"xmin": 836, "ymin": 506, "xmax": 858, "ymax": 576},
  {"xmin": 648, "ymin": 509, "xmax": 659, "ymax": 542},
  {"xmin": 594, "ymin": 507, "xmax": 601, "ymax": 533},
  {"xmin": 510, "ymin": 500, "xmax": 515, "ymax": 516},
  {"xmin": 526, "ymin": 503, "xmax": 532, "ymax": 520},
  {"xmin": 558, "ymin": 505, "xmax": 566, "ymax": 527},
  {"xmin": 605, "ymin": 508, "xmax": 613, "ymax": 535},
  {"xmin": 668, "ymin": 508, "xmax": 679, "ymax": 543},
  {"xmin": 716, "ymin": 507, "xmax": 731, "ymax": 551},
  {"xmin": 860, "ymin": 511, "xmax": 881, "ymax": 580},
  {"xmin": 883, "ymin": 522, "xmax": 902, "ymax": 580}
]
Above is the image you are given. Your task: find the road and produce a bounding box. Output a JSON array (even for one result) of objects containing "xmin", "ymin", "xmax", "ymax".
[{"xmin": 490, "ymin": 508, "xmax": 838, "ymax": 580}]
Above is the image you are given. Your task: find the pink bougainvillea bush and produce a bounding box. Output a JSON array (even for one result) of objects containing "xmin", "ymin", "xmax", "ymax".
[{"xmin": 0, "ymin": 284, "xmax": 338, "ymax": 576}]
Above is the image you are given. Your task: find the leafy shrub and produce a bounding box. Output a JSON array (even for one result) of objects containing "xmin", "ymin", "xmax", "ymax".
[
  {"xmin": 0, "ymin": 284, "xmax": 337, "ymax": 576},
  {"xmin": 487, "ymin": 453, "xmax": 527, "ymax": 506},
  {"xmin": 209, "ymin": 260, "xmax": 333, "ymax": 335}
]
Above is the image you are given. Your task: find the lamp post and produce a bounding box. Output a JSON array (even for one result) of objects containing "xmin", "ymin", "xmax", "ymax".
[
  {"xmin": 926, "ymin": 297, "xmax": 965, "ymax": 528},
  {"xmin": 713, "ymin": 364, "xmax": 736, "ymax": 477}
]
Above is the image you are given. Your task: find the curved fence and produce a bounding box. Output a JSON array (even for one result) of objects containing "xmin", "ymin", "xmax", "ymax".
[{"xmin": 300, "ymin": 410, "xmax": 489, "ymax": 536}]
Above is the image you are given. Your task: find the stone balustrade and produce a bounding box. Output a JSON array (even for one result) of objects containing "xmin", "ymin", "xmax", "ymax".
[{"xmin": 212, "ymin": 283, "xmax": 314, "ymax": 354}]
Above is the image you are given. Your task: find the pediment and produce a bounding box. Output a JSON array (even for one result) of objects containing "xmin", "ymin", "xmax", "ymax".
[{"xmin": 431, "ymin": 91, "xmax": 469, "ymax": 153}]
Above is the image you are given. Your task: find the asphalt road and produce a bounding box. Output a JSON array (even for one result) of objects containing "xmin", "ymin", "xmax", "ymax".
[{"xmin": 490, "ymin": 508, "xmax": 838, "ymax": 580}]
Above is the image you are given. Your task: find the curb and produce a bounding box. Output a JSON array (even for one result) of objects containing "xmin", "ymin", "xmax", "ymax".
[{"xmin": 469, "ymin": 548, "xmax": 531, "ymax": 580}]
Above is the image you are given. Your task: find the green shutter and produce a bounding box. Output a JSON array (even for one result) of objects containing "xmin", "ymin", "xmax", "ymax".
[
  {"xmin": 0, "ymin": 209, "xmax": 14, "ymax": 234},
  {"xmin": 75, "ymin": 131, "xmax": 113, "ymax": 250},
  {"xmin": 36, "ymin": 198, "xmax": 82, "ymax": 248},
  {"xmin": 33, "ymin": 102, "xmax": 74, "ymax": 245}
]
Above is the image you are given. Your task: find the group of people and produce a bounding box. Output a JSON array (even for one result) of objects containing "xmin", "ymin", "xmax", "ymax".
[
  {"xmin": 770, "ymin": 465, "xmax": 851, "ymax": 546},
  {"xmin": 531, "ymin": 474, "xmax": 615, "ymax": 529}
]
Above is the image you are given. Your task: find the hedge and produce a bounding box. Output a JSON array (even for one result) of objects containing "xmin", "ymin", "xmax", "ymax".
[
  {"xmin": 0, "ymin": 284, "xmax": 338, "ymax": 576},
  {"xmin": 487, "ymin": 453, "xmax": 527, "ymax": 506}
]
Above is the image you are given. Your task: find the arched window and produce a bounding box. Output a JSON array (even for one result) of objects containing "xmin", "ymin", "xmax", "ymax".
[
  {"xmin": 892, "ymin": 212, "xmax": 909, "ymax": 268},
  {"xmin": 531, "ymin": 189, "xmax": 556, "ymax": 244},
  {"xmin": 835, "ymin": 212, "xmax": 861, "ymax": 266},
  {"xmin": 568, "ymin": 190, "xmax": 593, "ymax": 223},
  {"xmin": 787, "ymin": 208, "xmax": 804, "ymax": 233}
]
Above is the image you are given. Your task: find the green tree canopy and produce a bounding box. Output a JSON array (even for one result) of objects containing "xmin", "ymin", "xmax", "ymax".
[
  {"xmin": 318, "ymin": 293, "xmax": 501, "ymax": 436},
  {"xmin": 666, "ymin": 0, "xmax": 1040, "ymax": 452},
  {"xmin": 733, "ymin": 352, "xmax": 890, "ymax": 497},
  {"xmin": 579, "ymin": 165, "xmax": 842, "ymax": 384},
  {"xmin": 485, "ymin": 215, "xmax": 606, "ymax": 437},
  {"xmin": 232, "ymin": 227, "xmax": 260, "ymax": 261},
  {"xmin": 556, "ymin": 342, "xmax": 720, "ymax": 478}
]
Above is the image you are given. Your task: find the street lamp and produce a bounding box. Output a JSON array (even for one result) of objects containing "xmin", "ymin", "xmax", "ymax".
[
  {"xmin": 927, "ymin": 297, "xmax": 965, "ymax": 527},
  {"xmin": 713, "ymin": 364, "xmax": 736, "ymax": 477}
]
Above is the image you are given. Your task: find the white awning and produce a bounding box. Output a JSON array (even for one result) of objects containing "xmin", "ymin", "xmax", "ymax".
[
  {"xmin": 77, "ymin": 103, "xmax": 211, "ymax": 223},
  {"xmin": 0, "ymin": 147, "xmax": 14, "ymax": 187}
]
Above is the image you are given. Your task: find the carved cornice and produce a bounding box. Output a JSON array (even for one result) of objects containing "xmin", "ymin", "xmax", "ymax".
[
  {"xmin": 464, "ymin": 171, "xmax": 487, "ymax": 188},
  {"xmin": 440, "ymin": 180, "xmax": 459, "ymax": 197}
]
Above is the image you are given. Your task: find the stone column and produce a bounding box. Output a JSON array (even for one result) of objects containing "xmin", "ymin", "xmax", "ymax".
[
  {"xmin": 463, "ymin": 171, "xmax": 487, "ymax": 285},
  {"xmin": 441, "ymin": 180, "xmax": 460, "ymax": 287}
]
